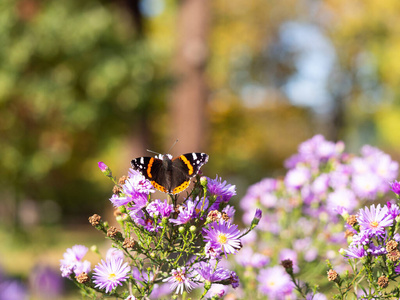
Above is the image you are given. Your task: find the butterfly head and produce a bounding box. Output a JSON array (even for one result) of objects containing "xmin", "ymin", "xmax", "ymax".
[{"xmin": 158, "ymin": 153, "xmax": 173, "ymax": 161}]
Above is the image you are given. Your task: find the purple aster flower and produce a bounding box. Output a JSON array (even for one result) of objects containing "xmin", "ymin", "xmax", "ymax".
[
  {"xmin": 203, "ymin": 220, "xmax": 241, "ymax": 257},
  {"xmin": 205, "ymin": 284, "xmax": 228, "ymax": 299},
  {"xmin": 395, "ymin": 264, "xmax": 400, "ymax": 274},
  {"xmin": 390, "ymin": 180, "xmax": 400, "ymax": 195},
  {"xmin": 386, "ymin": 201, "xmax": 400, "ymax": 219},
  {"xmin": 307, "ymin": 293, "xmax": 327, "ymax": 300},
  {"xmin": 0, "ymin": 280, "xmax": 29, "ymax": 300},
  {"xmin": 106, "ymin": 248, "xmax": 125, "ymax": 261},
  {"xmin": 344, "ymin": 245, "xmax": 367, "ymax": 259},
  {"xmin": 236, "ymin": 247, "xmax": 269, "ymax": 268},
  {"xmin": 124, "ymin": 169, "xmax": 154, "ymax": 197},
  {"xmin": 109, "ymin": 194, "xmax": 131, "ymax": 208},
  {"xmin": 126, "ymin": 194, "xmax": 148, "ymax": 213},
  {"xmin": 351, "ymin": 232, "xmax": 370, "ymax": 246},
  {"xmin": 357, "ymin": 204, "xmax": 393, "ymax": 237},
  {"xmin": 366, "ymin": 243, "xmax": 386, "ymax": 256},
  {"xmin": 169, "ymin": 200, "xmax": 196, "ymax": 225},
  {"xmin": 258, "ymin": 266, "xmax": 294, "ymax": 298},
  {"xmin": 60, "ymin": 245, "xmax": 91, "ymax": 277},
  {"xmin": 195, "ymin": 262, "xmax": 230, "ymax": 283},
  {"xmin": 132, "ymin": 267, "xmax": 153, "ymax": 286},
  {"xmin": 146, "ymin": 199, "xmax": 173, "ymax": 218},
  {"xmin": 363, "ymin": 146, "xmax": 398, "ymax": 182},
  {"xmin": 311, "ymin": 173, "xmax": 329, "ymax": 195},
  {"xmin": 207, "ymin": 175, "xmax": 236, "ymax": 203},
  {"xmin": 222, "ymin": 205, "xmax": 236, "ymax": 220},
  {"xmin": 326, "ymin": 188, "xmax": 357, "ymax": 215},
  {"xmin": 284, "ymin": 166, "xmax": 311, "ymax": 190},
  {"xmin": 204, "ymin": 241, "xmax": 222, "ymax": 259},
  {"xmin": 130, "ymin": 210, "xmax": 160, "ymax": 232},
  {"xmin": 351, "ymin": 173, "xmax": 380, "ymax": 200},
  {"xmin": 93, "ymin": 257, "xmax": 130, "ymax": 294},
  {"xmin": 163, "ymin": 267, "xmax": 196, "ymax": 294},
  {"xmin": 229, "ymin": 271, "xmax": 240, "ymax": 289}
]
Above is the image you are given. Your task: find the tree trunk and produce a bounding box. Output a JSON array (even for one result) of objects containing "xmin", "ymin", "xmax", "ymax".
[{"xmin": 170, "ymin": 0, "xmax": 210, "ymax": 154}]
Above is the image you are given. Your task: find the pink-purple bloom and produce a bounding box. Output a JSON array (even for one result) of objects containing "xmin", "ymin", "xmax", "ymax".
[
  {"xmin": 344, "ymin": 244, "xmax": 367, "ymax": 259},
  {"xmin": 146, "ymin": 199, "xmax": 174, "ymax": 219},
  {"xmin": 357, "ymin": 204, "xmax": 394, "ymax": 237},
  {"xmin": 207, "ymin": 175, "xmax": 236, "ymax": 203},
  {"xmin": 195, "ymin": 262, "xmax": 230, "ymax": 283},
  {"xmin": 169, "ymin": 200, "xmax": 196, "ymax": 225},
  {"xmin": 203, "ymin": 220, "xmax": 241, "ymax": 257},
  {"xmin": 163, "ymin": 267, "xmax": 196, "ymax": 294},
  {"xmin": 60, "ymin": 245, "xmax": 91, "ymax": 277},
  {"xmin": 93, "ymin": 257, "xmax": 131, "ymax": 294},
  {"xmin": 257, "ymin": 266, "xmax": 294, "ymax": 298},
  {"xmin": 390, "ymin": 180, "xmax": 400, "ymax": 195}
]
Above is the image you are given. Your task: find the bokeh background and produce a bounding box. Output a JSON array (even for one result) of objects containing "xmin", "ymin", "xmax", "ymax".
[{"xmin": 1, "ymin": 0, "xmax": 400, "ymax": 298}]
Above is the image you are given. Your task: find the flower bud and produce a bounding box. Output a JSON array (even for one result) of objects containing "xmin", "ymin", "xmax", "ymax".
[
  {"xmin": 390, "ymin": 180, "xmax": 400, "ymax": 196},
  {"xmin": 90, "ymin": 245, "xmax": 99, "ymax": 255},
  {"xmin": 189, "ymin": 225, "xmax": 196, "ymax": 233},
  {"xmin": 250, "ymin": 209, "xmax": 262, "ymax": 229},
  {"xmin": 98, "ymin": 161, "xmax": 112, "ymax": 177},
  {"xmin": 200, "ymin": 176, "xmax": 208, "ymax": 187},
  {"xmin": 178, "ymin": 226, "xmax": 185, "ymax": 234}
]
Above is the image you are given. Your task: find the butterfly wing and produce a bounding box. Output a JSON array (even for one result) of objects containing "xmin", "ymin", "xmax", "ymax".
[
  {"xmin": 130, "ymin": 157, "xmax": 169, "ymax": 193},
  {"xmin": 170, "ymin": 153, "xmax": 209, "ymax": 194}
]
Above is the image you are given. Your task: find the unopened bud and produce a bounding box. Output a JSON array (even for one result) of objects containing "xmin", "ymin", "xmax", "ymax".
[
  {"xmin": 200, "ymin": 176, "xmax": 208, "ymax": 187},
  {"xmin": 98, "ymin": 161, "xmax": 112, "ymax": 177}
]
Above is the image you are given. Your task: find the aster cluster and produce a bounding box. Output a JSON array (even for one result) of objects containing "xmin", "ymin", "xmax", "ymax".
[
  {"xmin": 60, "ymin": 159, "xmax": 260, "ymax": 299},
  {"xmin": 236, "ymin": 135, "xmax": 398, "ymax": 299},
  {"xmin": 327, "ymin": 194, "xmax": 400, "ymax": 299}
]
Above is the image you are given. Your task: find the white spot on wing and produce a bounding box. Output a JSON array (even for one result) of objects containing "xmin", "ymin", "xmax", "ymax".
[
  {"xmin": 140, "ymin": 157, "xmax": 144, "ymax": 164},
  {"xmin": 192, "ymin": 153, "xmax": 197, "ymax": 160}
]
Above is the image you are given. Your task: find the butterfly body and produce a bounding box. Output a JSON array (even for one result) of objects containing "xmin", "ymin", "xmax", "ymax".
[{"xmin": 131, "ymin": 152, "xmax": 209, "ymax": 194}]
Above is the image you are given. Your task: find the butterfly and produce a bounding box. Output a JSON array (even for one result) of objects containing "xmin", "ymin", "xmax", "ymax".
[{"xmin": 131, "ymin": 152, "xmax": 209, "ymax": 194}]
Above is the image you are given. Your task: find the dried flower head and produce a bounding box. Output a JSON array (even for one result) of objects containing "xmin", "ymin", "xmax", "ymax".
[
  {"xmin": 387, "ymin": 250, "xmax": 400, "ymax": 262},
  {"xmin": 344, "ymin": 229, "xmax": 354, "ymax": 238},
  {"xmin": 281, "ymin": 259, "xmax": 293, "ymax": 270},
  {"xmin": 327, "ymin": 269, "xmax": 339, "ymax": 282},
  {"xmin": 76, "ymin": 272, "xmax": 90, "ymax": 284},
  {"xmin": 112, "ymin": 185, "xmax": 122, "ymax": 195},
  {"xmin": 107, "ymin": 226, "xmax": 118, "ymax": 238},
  {"xmin": 123, "ymin": 237, "xmax": 136, "ymax": 249},
  {"xmin": 118, "ymin": 175, "xmax": 128, "ymax": 185},
  {"xmin": 346, "ymin": 215, "xmax": 357, "ymax": 226},
  {"xmin": 89, "ymin": 214, "xmax": 101, "ymax": 226},
  {"xmin": 386, "ymin": 240, "xmax": 398, "ymax": 253},
  {"xmin": 207, "ymin": 210, "xmax": 222, "ymax": 222},
  {"xmin": 377, "ymin": 275, "xmax": 389, "ymax": 288}
]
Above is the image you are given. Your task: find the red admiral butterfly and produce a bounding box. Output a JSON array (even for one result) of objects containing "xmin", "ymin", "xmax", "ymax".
[{"xmin": 131, "ymin": 152, "xmax": 209, "ymax": 194}]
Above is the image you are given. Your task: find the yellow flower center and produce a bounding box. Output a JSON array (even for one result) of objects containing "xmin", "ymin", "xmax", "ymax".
[
  {"xmin": 217, "ymin": 233, "xmax": 227, "ymax": 244},
  {"xmin": 370, "ymin": 221, "xmax": 379, "ymax": 228},
  {"xmin": 108, "ymin": 273, "xmax": 116, "ymax": 281},
  {"xmin": 175, "ymin": 274, "xmax": 183, "ymax": 282}
]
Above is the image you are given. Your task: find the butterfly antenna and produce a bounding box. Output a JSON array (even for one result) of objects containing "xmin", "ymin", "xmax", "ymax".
[
  {"xmin": 167, "ymin": 139, "xmax": 179, "ymax": 153},
  {"xmin": 146, "ymin": 149, "xmax": 162, "ymax": 156}
]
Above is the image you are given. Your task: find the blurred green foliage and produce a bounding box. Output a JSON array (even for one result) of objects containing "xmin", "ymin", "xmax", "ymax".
[
  {"xmin": 2, "ymin": 0, "xmax": 400, "ymax": 226},
  {"xmin": 0, "ymin": 0, "xmax": 169, "ymax": 221}
]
